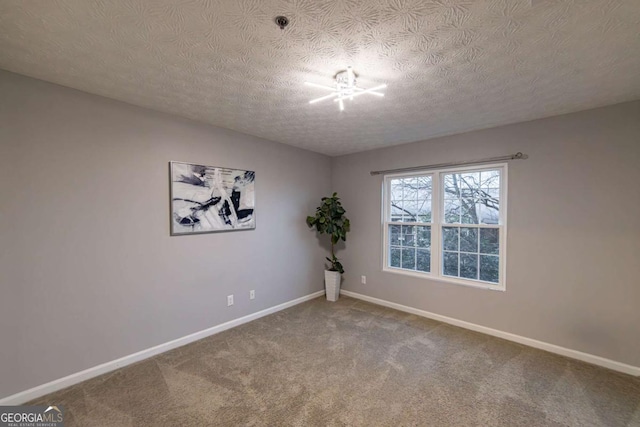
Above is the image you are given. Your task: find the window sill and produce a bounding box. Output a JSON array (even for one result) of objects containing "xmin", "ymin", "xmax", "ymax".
[{"xmin": 382, "ymin": 267, "xmax": 505, "ymax": 291}]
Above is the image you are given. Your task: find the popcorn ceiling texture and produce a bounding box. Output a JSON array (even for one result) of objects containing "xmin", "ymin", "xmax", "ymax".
[{"xmin": 0, "ymin": 0, "xmax": 639, "ymax": 155}]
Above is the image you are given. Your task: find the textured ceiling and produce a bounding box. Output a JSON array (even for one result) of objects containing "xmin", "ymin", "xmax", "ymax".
[{"xmin": 1, "ymin": 0, "xmax": 639, "ymax": 156}]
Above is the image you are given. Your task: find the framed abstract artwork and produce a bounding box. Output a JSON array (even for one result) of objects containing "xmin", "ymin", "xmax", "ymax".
[{"xmin": 170, "ymin": 161, "xmax": 255, "ymax": 235}]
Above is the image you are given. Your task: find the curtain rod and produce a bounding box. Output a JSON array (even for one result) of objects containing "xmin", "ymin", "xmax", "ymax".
[{"xmin": 369, "ymin": 152, "xmax": 526, "ymax": 176}]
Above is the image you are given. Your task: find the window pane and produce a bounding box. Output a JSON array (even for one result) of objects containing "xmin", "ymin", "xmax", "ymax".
[
  {"xmin": 389, "ymin": 224, "xmax": 401, "ymax": 246},
  {"xmin": 391, "ymin": 201, "xmax": 404, "ymax": 222},
  {"xmin": 442, "ymin": 227, "xmax": 459, "ymax": 251},
  {"xmin": 444, "ymin": 198, "xmax": 461, "ymax": 223},
  {"xmin": 444, "ymin": 170, "xmax": 501, "ymax": 226},
  {"xmin": 460, "ymin": 188, "xmax": 475, "ymax": 199},
  {"xmin": 401, "ymin": 248, "xmax": 416, "ymax": 270},
  {"xmin": 443, "ymin": 252, "xmax": 459, "ymax": 277},
  {"xmin": 390, "ymin": 247, "xmax": 401, "ymax": 268},
  {"xmin": 390, "ymin": 179, "xmax": 404, "ymax": 222},
  {"xmin": 478, "ymin": 171, "xmax": 500, "ymax": 224},
  {"xmin": 443, "ymin": 174, "xmax": 460, "ymax": 197},
  {"xmin": 416, "ymin": 198, "xmax": 432, "ymax": 222},
  {"xmin": 460, "ymin": 199, "xmax": 478, "ymax": 224},
  {"xmin": 479, "ymin": 228, "xmax": 499, "ymax": 255},
  {"xmin": 460, "ymin": 227, "xmax": 478, "ymax": 253},
  {"xmin": 417, "ymin": 176, "xmax": 432, "ymax": 200},
  {"xmin": 480, "ymin": 170, "xmax": 500, "ymax": 189},
  {"xmin": 392, "ymin": 200, "xmax": 410, "ymax": 222},
  {"xmin": 417, "ymin": 249, "xmax": 430, "ymax": 272},
  {"xmin": 402, "ymin": 177, "xmax": 417, "ymax": 200},
  {"xmin": 401, "ymin": 225, "xmax": 415, "ymax": 247},
  {"xmin": 459, "ymin": 172, "xmax": 480, "ymax": 187},
  {"xmin": 460, "ymin": 253, "xmax": 478, "ymax": 279},
  {"xmin": 402, "ymin": 200, "xmax": 419, "ymax": 222},
  {"xmin": 478, "ymin": 200, "xmax": 499, "ymax": 224},
  {"xmin": 416, "ymin": 226, "xmax": 431, "ymax": 248},
  {"xmin": 388, "ymin": 176, "xmax": 432, "ymax": 223},
  {"xmin": 481, "ymin": 187, "xmax": 500, "ymax": 199},
  {"xmin": 479, "ymin": 255, "xmax": 499, "ymax": 283},
  {"xmin": 390, "ymin": 179, "xmax": 404, "ymax": 202}
]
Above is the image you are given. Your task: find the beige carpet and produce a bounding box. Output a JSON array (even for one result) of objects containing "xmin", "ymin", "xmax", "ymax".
[{"xmin": 30, "ymin": 296, "xmax": 640, "ymax": 426}]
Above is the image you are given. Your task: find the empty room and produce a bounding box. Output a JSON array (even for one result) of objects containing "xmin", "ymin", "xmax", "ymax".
[{"xmin": 1, "ymin": 1, "xmax": 639, "ymax": 426}]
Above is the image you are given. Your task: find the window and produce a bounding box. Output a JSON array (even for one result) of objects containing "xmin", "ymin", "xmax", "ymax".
[
  {"xmin": 383, "ymin": 164, "xmax": 507, "ymax": 290},
  {"xmin": 387, "ymin": 175, "xmax": 433, "ymax": 273}
]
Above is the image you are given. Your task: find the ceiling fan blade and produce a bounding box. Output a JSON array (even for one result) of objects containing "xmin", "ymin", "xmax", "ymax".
[
  {"xmin": 335, "ymin": 84, "xmax": 387, "ymax": 102},
  {"xmin": 354, "ymin": 87, "xmax": 384, "ymax": 97},
  {"xmin": 304, "ymin": 81, "xmax": 337, "ymax": 91},
  {"xmin": 309, "ymin": 92, "xmax": 339, "ymax": 104}
]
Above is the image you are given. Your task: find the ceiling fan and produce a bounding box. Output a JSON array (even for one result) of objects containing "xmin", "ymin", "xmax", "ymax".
[{"xmin": 305, "ymin": 66, "xmax": 387, "ymax": 111}]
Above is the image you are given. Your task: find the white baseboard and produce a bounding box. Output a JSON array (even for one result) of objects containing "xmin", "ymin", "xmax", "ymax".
[
  {"xmin": 0, "ymin": 290, "xmax": 325, "ymax": 405},
  {"xmin": 340, "ymin": 290, "xmax": 640, "ymax": 377}
]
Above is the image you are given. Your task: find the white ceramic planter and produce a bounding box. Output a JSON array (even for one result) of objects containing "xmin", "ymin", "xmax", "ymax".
[{"xmin": 324, "ymin": 270, "xmax": 341, "ymax": 302}]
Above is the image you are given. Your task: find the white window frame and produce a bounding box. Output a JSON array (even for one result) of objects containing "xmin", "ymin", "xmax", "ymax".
[{"xmin": 382, "ymin": 163, "xmax": 508, "ymax": 291}]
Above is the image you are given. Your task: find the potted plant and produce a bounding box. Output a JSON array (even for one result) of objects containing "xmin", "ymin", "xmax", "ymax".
[{"xmin": 306, "ymin": 193, "xmax": 350, "ymax": 301}]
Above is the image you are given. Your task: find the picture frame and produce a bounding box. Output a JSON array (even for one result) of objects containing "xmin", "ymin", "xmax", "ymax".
[{"xmin": 169, "ymin": 161, "xmax": 256, "ymax": 235}]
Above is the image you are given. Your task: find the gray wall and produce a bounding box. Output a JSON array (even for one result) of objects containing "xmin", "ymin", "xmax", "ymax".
[
  {"xmin": 0, "ymin": 70, "xmax": 331, "ymax": 399},
  {"xmin": 332, "ymin": 101, "xmax": 640, "ymax": 367}
]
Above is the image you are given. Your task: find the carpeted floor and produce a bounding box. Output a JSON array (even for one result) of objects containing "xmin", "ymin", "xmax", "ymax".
[{"xmin": 30, "ymin": 296, "xmax": 640, "ymax": 426}]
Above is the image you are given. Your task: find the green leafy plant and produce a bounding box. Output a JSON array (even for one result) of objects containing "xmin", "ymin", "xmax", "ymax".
[{"xmin": 306, "ymin": 192, "xmax": 351, "ymax": 274}]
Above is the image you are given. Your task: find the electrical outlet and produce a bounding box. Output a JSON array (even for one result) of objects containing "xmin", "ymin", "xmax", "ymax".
[
  {"xmin": 249, "ymin": 290, "xmax": 255, "ymax": 300},
  {"xmin": 361, "ymin": 275, "xmax": 367, "ymax": 285},
  {"xmin": 227, "ymin": 295, "xmax": 234, "ymax": 306}
]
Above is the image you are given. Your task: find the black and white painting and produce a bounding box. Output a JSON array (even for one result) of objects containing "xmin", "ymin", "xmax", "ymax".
[{"xmin": 170, "ymin": 162, "xmax": 255, "ymax": 235}]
